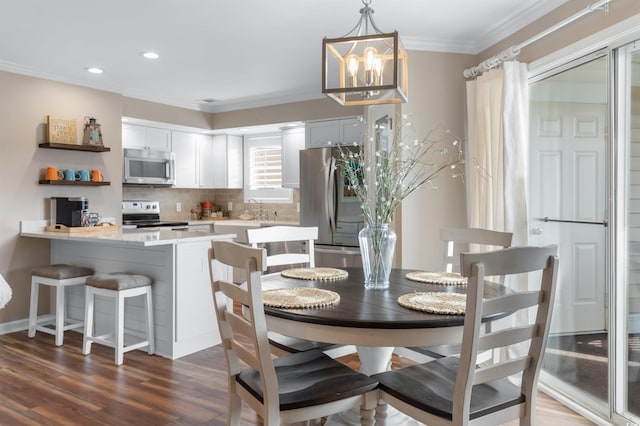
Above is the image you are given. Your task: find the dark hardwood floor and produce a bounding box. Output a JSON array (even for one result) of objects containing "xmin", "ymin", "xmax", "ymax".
[{"xmin": 0, "ymin": 331, "xmax": 594, "ymax": 425}]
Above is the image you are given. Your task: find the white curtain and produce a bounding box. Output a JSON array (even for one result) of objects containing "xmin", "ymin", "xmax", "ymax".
[{"xmin": 466, "ymin": 61, "xmax": 530, "ymax": 361}]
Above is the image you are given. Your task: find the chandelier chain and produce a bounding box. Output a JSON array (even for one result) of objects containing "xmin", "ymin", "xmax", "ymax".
[{"xmin": 340, "ymin": 0, "xmax": 384, "ymax": 38}]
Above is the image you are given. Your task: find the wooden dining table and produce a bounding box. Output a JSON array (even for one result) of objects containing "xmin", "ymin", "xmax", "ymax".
[{"xmin": 261, "ymin": 267, "xmax": 510, "ymax": 425}]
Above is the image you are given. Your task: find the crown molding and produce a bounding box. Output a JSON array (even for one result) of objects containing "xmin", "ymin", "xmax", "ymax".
[
  {"xmin": 0, "ymin": 59, "xmax": 124, "ymax": 95},
  {"xmin": 471, "ymin": 0, "xmax": 569, "ymax": 53}
]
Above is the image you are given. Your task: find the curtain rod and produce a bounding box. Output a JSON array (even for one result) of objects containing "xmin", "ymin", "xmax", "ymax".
[{"xmin": 463, "ymin": 0, "xmax": 611, "ymax": 79}]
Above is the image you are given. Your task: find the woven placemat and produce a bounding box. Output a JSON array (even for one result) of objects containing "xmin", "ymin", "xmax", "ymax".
[
  {"xmin": 262, "ymin": 288, "xmax": 340, "ymax": 308},
  {"xmin": 281, "ymin": 267, "xmax": 348, "ymax": 281},
  {"xmin": 398, "ymin": 292, "xmax": 467, "ymax": 315},
  {"xmin": 405, "ymin": 270, "xmax": 467, "ymax": 286}
]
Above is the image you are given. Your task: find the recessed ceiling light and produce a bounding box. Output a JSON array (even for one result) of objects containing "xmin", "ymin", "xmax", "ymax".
[
  {"xmin": 86, "ymin": 67, "xmax": 103, "ymax": 74},
  {"xmin": 142, "ymin": 52, "xmax": 159, "ymax": 59}
]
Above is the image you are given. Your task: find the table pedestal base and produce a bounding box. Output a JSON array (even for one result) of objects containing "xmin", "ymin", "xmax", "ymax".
[{"xmin": 325, "ymin": 346, "xmax": 418, "ymax": 426}]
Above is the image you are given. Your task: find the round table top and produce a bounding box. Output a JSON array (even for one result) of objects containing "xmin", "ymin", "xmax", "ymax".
[{"xmin": 262, "ymin": 267, "xmax": 509, "ymax": 330}]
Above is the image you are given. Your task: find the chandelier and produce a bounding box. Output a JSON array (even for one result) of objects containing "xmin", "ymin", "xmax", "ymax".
[{"xmin": 322, "ymin": 0, "xmax": 408, "ymax": 106}]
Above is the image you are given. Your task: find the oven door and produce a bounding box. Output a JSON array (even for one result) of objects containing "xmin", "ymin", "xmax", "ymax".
[{"xmin": 123, "ymin": 148, "xmax": 175, "ymax": 186}]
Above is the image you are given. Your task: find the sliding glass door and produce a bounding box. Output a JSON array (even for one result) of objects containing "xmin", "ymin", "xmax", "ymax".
[
  {"xmin": 529, "ymin": 53, "xmax": 610, "ymax": 418},
  {"xmin": 615, "ymin": 40, "xmax": 640, "ymax": 423},
  {"xmin": 528, "ymin": 40, "xmax": 640, "ymax": 425}
]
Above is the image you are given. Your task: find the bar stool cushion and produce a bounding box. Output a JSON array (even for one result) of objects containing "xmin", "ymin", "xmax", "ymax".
[
  {"xmin": 32, "ymin": 264, "xmax": 94, "ymax": 280},
  {"xmin": 86, "ymin": 273, "xmax": 152, "ymax": 291}
]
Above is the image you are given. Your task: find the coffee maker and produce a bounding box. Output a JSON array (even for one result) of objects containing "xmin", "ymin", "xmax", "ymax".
[{"xmin": 50, "ymin": 197, "xmax": 88, "ymax": 227}]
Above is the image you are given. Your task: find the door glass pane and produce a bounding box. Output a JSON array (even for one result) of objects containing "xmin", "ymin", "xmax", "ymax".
[
  {"xmin": 626, "ymin": 49, "xmax": 640, "ymax": 419},
  {"xmin": 529, "ymin": 55, "xmax": 609, "ymax": 407}
]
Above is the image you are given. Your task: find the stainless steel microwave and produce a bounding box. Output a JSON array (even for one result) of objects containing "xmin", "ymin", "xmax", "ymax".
[{"xmin": 123, "ymin": 148, "xmax": 175, "ymax": 186}]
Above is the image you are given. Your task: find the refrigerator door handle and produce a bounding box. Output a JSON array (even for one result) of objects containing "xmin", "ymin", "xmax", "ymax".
[{"xmin": 327, "ymin": 157, "xmax": 336, "ymax": 234}]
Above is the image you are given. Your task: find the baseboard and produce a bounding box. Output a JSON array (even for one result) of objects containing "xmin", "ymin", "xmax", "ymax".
[{"xmin": 0, "ymin": 318, "xmax": 30, "ymax": 335}]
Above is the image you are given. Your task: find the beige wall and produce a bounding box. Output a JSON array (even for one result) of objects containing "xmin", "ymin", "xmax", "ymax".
[
  {"xmin": 0, "ymin": 70, "xmax": 123, "ymax": 324},
  {"xmin": 122, "ymin": 97, "xmax": 212, "ymax": 129},
  {"xmin": 212, "ymin": 98, "xmax": 364, "ymax": 129},
  {"xmin": 399, "ymin": 51, "xmax": 476, "ymax": 270},
  {"xmin": 478, "ymin": 0, "xmax": 640, "ymax": 65}
]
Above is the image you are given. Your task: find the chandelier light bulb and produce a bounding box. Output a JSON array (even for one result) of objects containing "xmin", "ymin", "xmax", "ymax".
[
  {"xmin": 374, "ymin": 57, "xmax": 383, "ymax": 84},
  {"xmin": 363, "ymin": 47, "xmax": 377, "ymax": 71},
  {"xmin": 347, "ymin": 54, "xmax": 360, "ymax": 87}
]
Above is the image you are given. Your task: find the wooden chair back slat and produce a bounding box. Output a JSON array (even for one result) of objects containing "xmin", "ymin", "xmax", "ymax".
[
  {"xmin": 440, "ymin": 227, "xmax": 513, "ymax": 275},
  {"xmin": 246, "ymin": 226, "xmax": 318, "ymax": 268}
]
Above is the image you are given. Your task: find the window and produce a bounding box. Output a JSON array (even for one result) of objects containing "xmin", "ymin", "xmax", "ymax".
[{"xmin": 243, "ymin": 133, "xmax": 292, "ymax": 202}]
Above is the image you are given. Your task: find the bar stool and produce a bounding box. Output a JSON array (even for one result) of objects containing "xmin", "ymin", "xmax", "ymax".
[
  {"xmin": 28, "ymin": 264, "xmax": 94, "ymax": 346},
  {"xmin": 83, "ymin": 273, "xmax": 154, "ymax": 365}
]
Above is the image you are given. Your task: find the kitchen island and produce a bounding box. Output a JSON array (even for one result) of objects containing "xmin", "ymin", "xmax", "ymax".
[{"xmin": 20, "ymin": 221, "xmax": 236, "ymax": 359}]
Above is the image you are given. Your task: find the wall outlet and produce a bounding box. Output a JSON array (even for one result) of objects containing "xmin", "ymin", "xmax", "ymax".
[
  {"xmin": 296, "ymin": 202, "xmax": 300, "ymax": 212},
  {"xmin": 176, "ymin": 202, "xmax": 182, "ymax": 212},
  {"xmin": 228, "ymin": 201, "xmax": 233, "ymax": 211}
]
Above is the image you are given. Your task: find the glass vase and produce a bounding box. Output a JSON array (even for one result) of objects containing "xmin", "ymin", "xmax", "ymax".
[{"xmin": 358, "ymin": 223, "xmax": 397, "ymax": 290}]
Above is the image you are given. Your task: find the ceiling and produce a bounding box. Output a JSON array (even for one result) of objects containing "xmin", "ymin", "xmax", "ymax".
[{"xmin": 0, "ymin": 0, "xmax": 567, "ymax": 114}]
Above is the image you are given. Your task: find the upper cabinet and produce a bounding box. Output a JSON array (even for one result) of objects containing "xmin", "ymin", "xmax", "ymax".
[
  {"xmin": 122, "ymin": 124, "xmax": 171, "ymax": 152},
  {"xmin": 282, "ymin": 126, "xmax": 305, "ymax": 188},
  {"xmin": 210, "ymin": 134, "xmax": 243, "ymax": 189},
  {"xmin": 172, "ymin": 131, "xmax": 200, "ymax": 188},
  {"xmin": 171, "ymin": 131, "xmax": 243, "ymax": 189},
  {"xmin": 305, "ymin": 116, "xmax": 363, "ymax": 148}
]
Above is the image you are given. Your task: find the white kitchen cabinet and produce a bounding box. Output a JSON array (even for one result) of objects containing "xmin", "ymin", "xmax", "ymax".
[
  {"xmin": 282, "ymin": 126, "xmax": 305, "ymax": 188},
  {"xmin": 122, "ymin": 124, "xmax": 171, "ymax": 151},
  {"xmin": 172, "ymin": 131, "xmax": 199, "ymax": 188},
  {"xmin": 197, "ymin": 134, "xmax": 215, "ymax": 188},
  {"xmin": 172, "ymin": 131, "xmax": 217, "ymax": 189},
  {"xmin": 175, "ymin": 241, "xmax": 220, "ymax": 346},
  {"xmin": 188, "ymin": 224, "xmax": 213, "ymax": 232},
  {"xmin": 210, "ymin": 134, "xmax": 243, "ymax": 189},
  {"xmin": 305, "ymin": 116, "xmax": 362, "ymax": 148}
]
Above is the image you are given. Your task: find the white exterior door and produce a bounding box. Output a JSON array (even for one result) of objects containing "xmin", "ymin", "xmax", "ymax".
[{"xmin": 530, "ymin": 101, "xmax": 607, "ymax": 334}]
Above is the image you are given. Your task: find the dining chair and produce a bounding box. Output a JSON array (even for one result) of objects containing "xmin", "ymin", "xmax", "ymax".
[
  {"xmin": 372, "ymin": 245, "xmax": 559, "ymax": 426},
  {"xmin": 208, "ymin": 240, "xmax": 378, "ymax": 426},
  {"xmin": 441, "ymin": 227, "xmax": 514, "ymax": 275},
  {"xmin": 246, "ymin": 225, "xmax": 317, "ymax": 269},
  {"xmin": 246, "ymin": 225, "xmax": 348, "ymax": 357},
  {"xmin": 399, "ymin": 227, "xmax": 514, "ymax": 362}
]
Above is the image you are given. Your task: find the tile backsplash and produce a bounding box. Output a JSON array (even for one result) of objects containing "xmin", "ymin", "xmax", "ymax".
[{"xmin": 122, "ymin": 187, "xmax": 300, "ymax": 222}]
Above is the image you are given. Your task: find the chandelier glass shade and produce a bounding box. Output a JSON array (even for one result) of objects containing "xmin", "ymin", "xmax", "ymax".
[{"xmin": 322, "ymin": 1, "xmax": 408, "ymax": 106}]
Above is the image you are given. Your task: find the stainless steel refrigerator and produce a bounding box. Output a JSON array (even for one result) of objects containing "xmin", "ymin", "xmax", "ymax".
[{"xmin": 299, "ymin": 146, "xmax": 364, "ymax": 268}]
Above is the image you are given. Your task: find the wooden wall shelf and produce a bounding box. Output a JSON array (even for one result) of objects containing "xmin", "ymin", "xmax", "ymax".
[
  {"xmin": 39, "ymin": 180, "xmax": 110, "ymax": 186},
  {"xmin": 39, "ymin": 143, "xmax": 111, "ymax": 152}
]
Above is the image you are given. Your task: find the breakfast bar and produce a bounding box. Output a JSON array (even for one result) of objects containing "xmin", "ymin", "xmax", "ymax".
[{"xmin": 20, "ymin": 221, "xmax": 236, "ymax": 359}]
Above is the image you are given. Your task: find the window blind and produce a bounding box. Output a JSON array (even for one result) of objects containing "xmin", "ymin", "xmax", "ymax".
[{"xmin": 249, "ymin": 146, "xmax": 282, "ymax": 189}]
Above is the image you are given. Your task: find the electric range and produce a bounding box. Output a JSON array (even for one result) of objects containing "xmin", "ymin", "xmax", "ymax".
[{"xmin": 122, "ymin": 200, "xmax": 189, "ymax": 230}]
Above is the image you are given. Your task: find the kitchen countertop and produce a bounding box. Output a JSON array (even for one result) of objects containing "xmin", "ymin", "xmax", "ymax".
[{"xmin": 20, "ymin": 220, "xmax": 236, "ymax": 247}]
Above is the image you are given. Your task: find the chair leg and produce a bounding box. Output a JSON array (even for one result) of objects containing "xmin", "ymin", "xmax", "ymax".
[
  {"xmin": 82, "ymin": 287, "xmax": 94, "ymax": 355},
  {"xmin": 145, "ymin": 288, "xmax": 155, "ymax": 355},
  {"xmin": 28, "ymin": 278, "xmax": 39, "ymax": 338},
  {"xmin": 55, "ymin": 284, "xmax": 65, "ymax": 346},
  {"xmin": 115, "ymin": 292, "xmax": 125, "ymax": 366},
  {"xmin": 228, "ymin": 391, "xmax": 242, "ymax": 426},
  {"xmin": 374, "ymin": 400, "xmax": 388, "ymax": 424},
  {"xmin": 360, "ymin": 391, "xmax": 378, "ymax": 426}
]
